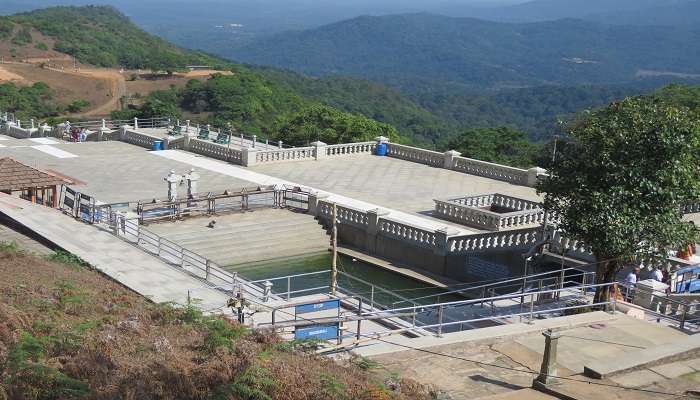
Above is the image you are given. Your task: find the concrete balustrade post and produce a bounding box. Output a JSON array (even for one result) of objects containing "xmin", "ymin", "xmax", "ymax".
[
  {"xmin": 533, "ymin": 329, "xmax": 561, "ymax": 387},
  {"xmin": 120, "ymin": 125, "xmax": 129, "ymax": 141},
  {"xmin": 56, "ymin": 123, "xmax": 66, "ymax": 138},
  {"xmin": 307, "ymin": 192, "xmax": 330, "ymax": 216},
  {"xmin": 278, "ymin": 140, "xmax": 283, "ymax": 149},
  {"xmin": 40, "ymin": 123, "xmax": 51, "ymax": 137},
  {"xmin": 366, "ymin": 208, "xmax": 390, "ymax": 253},
  {"xmin": 311, "ymin": 141, "xmax": 328, "ymax": 160},
  {"xmin": 241, "ymin": 147, "xmax": 259, "ymax": 167},
  {"xmin": 252, "ymin": 134, "xmax": 257, "ymax": 148},
  {"xmin": 527, "ymin": 167, "xmax": 547, "ymax": 187},
  {"xmin": 183, "ymin": 133, "xmax": 191, "ymax": 150},
  {"xmin": 433, "ymin": 227, "xmax": 458, "ymax": 256},
  {"xmin": 98, "ymin": 127, "xmax": 110, "ymax": 141},
  {"xmin": 443, "ymin": 150, "xmax": 461, "ymax": 169},
  {"xmin": 134, "ymin": 117, "xmax": 138, "ymax": 130}
]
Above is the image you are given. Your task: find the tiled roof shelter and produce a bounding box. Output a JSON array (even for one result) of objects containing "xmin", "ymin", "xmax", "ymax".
[{"xmin": 0, "ymin": 157, "xmax": 69, "ymax": 207}]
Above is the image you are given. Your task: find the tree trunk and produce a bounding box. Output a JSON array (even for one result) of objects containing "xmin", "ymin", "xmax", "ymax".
[{"xmin": 593, "ymin": 256, "xmax": 619, "ymax": 306}]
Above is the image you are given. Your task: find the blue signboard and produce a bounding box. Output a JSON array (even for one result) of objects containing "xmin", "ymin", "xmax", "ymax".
[
  {"xmin": 295, "ymin": 299, "xmax": 340, "ymax": 315},
  {"xmin": 294, "ymin": 324, "xmax": 339, "ymax": 340}
]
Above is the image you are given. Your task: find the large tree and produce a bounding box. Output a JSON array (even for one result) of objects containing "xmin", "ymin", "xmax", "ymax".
[{"xmin": 537, "ymin": 96, "xmax": 700, "ymax": 302}]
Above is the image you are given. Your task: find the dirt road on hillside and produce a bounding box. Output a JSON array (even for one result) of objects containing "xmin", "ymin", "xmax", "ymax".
[
  {"xmin": 0, "ymin": 65, "xmax": 29, "ymax": 84},
  {"xmin": 70, "ymin": 68, "xmax": 126, "ymax": 117}
]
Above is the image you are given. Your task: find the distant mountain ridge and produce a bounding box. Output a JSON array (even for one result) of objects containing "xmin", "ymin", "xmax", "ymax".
[
  {"xmin": 3, "ymin": 6, "xmax": 219, "ymax": 70},
  {"xmin": 229, "ymin": 13, "xmax": 700, "ymax": 91}
]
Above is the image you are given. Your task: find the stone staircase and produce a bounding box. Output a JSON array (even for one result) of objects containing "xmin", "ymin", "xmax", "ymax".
[{"xmin": 147, "ymin": 208, "xmax": 330, "ymax": 267}]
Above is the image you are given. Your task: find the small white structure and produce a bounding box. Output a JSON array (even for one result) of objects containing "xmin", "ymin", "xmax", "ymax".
[
  {"xmin": 164, "ymin": 170, "xmax": 181, "ymax": 202},
  {"xmin": 184, "ymin": 168, "xmax": 200, "ymax": 199}
]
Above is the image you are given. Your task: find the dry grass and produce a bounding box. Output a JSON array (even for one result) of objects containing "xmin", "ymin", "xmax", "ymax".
[{"xmin": 0, "ymin": 246, "xmax": 435, "ymax": 400}]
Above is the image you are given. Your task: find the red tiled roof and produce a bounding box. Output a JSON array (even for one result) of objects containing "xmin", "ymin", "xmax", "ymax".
[{"xmin": 0, "ymin": 157, "xmax": 69, "ymax": 191}]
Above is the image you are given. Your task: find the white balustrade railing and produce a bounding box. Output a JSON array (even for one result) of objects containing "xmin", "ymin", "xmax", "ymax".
[
  {"xmin": 318, "ymin": 201, "xmax": 370, "ymax": 229},
  {"xmin": 326, "ymin": 141, "xmax": 376, "ymax": 156},
  {"xmin": 167, "ymin": 136, "xmax": 186, "ymax": 150},
  {"xmin": 256, "ymin": 147, "xmax": 314, "ymax": 164},
  {"xmin": 379, "ymin": 219, "xmax": 437, "ymax": 249},
  {"xmin": 452, "ymin": 156, "xmax": 529, "ymax": 185},
  {"xmin": 434, "ymin": 194, "xmax": 546, "ymax": 231},
  {"xmin": 386, "ymin": 143, "xmax": 443, "ymax": 168},
  {"xmin": 189, "ymin": 138, "xmax": 242, "ymax": 163},
  {"xmin": 122, "ymin": 129, "xmax": 161, "ymax": 149},
  {"xmin": 448, "ymin": 228, "xmax": 541, "ymax": 254}
]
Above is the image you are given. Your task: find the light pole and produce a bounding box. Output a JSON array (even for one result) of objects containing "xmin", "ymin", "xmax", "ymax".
[{"xmin": 521, "ymin": 256, "xmax": 533, "ymax": 308}]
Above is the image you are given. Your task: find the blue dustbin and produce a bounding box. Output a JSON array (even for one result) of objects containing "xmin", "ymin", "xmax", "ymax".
[
  {"xmin": 152, "ymin": 140, "xmax": 163, "ymax": 151},
  {"xmin": 376, "ymin": 142, "xmax": 388, "ymax": 156}
]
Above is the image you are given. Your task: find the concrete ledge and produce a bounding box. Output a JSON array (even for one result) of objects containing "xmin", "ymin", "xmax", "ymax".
[{"xmin": 583, "ymin": 333, "xmax": 700, "ymax": 379}]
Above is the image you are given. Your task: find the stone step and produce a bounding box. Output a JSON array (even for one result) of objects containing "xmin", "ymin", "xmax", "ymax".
[
  {"xmin": 170, "ymin": 221, "xmax": 327, "ymax": 246},
  {"xmin": 182, "ymin": 233, "xmax": 330, "ymax": 256},
  {"xmin": 209, "ymin": 243, "xmax": 329, "ymax": 266},
  {"xmin": 154, "ymin": 214, "xmax": 317, "ymax": 240},
  {"xmin": 191, "ymin": 234, "xmax": 329, "ymax": 258}
]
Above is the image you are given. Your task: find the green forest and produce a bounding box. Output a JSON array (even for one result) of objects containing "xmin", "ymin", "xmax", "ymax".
[
  {"xmin": 112, "ymin": 72, "xmax": 399, "ymax": 147},
  {"xmin": 5, "ymin": 6, "xmax": 700, "ymax": 170},
  {"xmin": 230, "ymin": 13, "xmax": 700, "ymax": 91},
  {"xmin": 0, "ymin": 82, "xmax": 59, "ymax": 120}
]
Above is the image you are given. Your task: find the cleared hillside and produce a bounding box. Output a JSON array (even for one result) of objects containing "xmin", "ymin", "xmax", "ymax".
[
  {"xmin": 3, "ymin": 6, "xmax": 220, "ymax": 70},
  {"xmin": 0, "ymin": 244, "xmax": 433, "ymax": 399}
]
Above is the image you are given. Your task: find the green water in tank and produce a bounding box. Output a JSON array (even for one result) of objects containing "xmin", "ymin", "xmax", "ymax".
[{"xmin": 224, "ymin": 252, "xmax": 463, "ymax": 307}]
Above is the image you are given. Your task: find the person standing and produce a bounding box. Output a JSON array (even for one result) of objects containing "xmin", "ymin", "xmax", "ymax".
[
  {"xmin": 651, "ymin": 267, "xmax": 664, "ymax": 282},
  {"xmin": 625, "ymin": 266, "xmax": 641, "ymax": 285}
]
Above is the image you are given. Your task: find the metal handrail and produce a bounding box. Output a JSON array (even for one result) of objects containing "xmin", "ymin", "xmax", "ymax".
[
  {"xmin": 398, "ymin": 268, "xmax": 595, "ymax": 304},
  {"xmin": 362, "ymin": 281, "xmax": 615, "ymax": 317}
]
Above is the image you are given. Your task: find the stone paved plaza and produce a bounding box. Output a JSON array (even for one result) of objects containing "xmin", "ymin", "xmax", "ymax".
[
  {"xmin": 251, "ymin": 153, "xmax": 540, "ymax": 215},
  {"xmin": 0, "ymin": 137, "xmax": 253, "ymax": 202},
  {"xmin": 0, "ymin": 135, "xmax": 539, "ymax": 230}
]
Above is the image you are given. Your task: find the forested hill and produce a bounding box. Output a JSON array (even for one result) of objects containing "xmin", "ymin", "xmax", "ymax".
[
  {"xmin": 3, "ymin": 6, "xmax": 219, "ymax": 70},
  {"xmin": 230, "ymin": 13, "xmax": 700, "ymax": 91}
]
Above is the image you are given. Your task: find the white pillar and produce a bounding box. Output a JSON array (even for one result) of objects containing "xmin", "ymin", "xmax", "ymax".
[
  {"xmin": 311, "ymin": 141, "xmax": 328, "ymax": 160},
  {"xmin": 443, "ymin": 150, "xmax": 461, "ymax": 169},
  {"xmin": 527, "ymin": 167, "xmax": 547, "ymax": 187},
  {"xmin": 185, "ymin": 168, "xmax": 200, "ymax": 199},
  {"xmin": 164, "ymin": 170, "xmax": 181, "ymax": 202},
  {"xmin": 241, "ymin": 147, "xmax": 259, "ymax": 167},
  {"xmin": 134, "ymin": 117, "xmax": 139, "ymax": 129}
]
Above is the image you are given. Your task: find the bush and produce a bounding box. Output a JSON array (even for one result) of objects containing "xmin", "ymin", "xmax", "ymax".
[
  {"xmin": 35, "ymin": 42, "xmax": 49, "ymax": 51},
  {"xmin": 66, "ymin": 100, "xmax": 91, "ymax": 113},
  {"xmin": 12, "ymin": 25, "xmax": 32, "ymax": 46},
  {"xmin": 6, "ymin": 332, "xmax": 90, "ymax": 399}
]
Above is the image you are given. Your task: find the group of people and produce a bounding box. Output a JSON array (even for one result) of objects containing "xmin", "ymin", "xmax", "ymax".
[
  {"xmin": 624, "ymin": 265, "xmax": 669, "ymax": 286},
  {"xmin": 62, "ymin": 122, "xmax": 89, "ymax": 142},
  {"xmin": 67, "ymin": 125, "xmax": 89, "ymax": 142}
]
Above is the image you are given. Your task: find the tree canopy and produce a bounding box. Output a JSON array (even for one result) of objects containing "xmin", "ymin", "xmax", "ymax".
[
  {"xmin": 272, "ymin": 104, "xmax": 399, "ymax": 147},
  {"xmin": 538, "ymin": 96, "xmax": 700, "ymax": 299},
  {"xmin": 441, "ymin": 127, "xmax": 541, "ymax": 168},
  {"xmin": 0, "ymin": 82, "xmax": 59, "ymax": 120}
]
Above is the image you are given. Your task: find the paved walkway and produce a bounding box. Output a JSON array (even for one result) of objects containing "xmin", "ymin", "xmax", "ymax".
[
  {"xmin": 0, "ymin": 193, "xmax": 231, "ymax": 313},
  {"xmin": 368, "ymin": 313, "xmax": 694, "ymax": 400}
]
